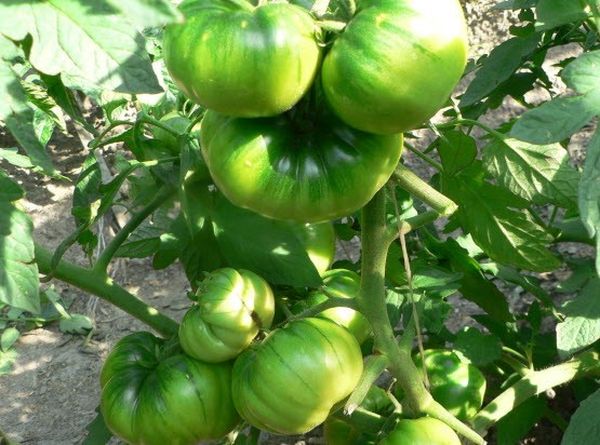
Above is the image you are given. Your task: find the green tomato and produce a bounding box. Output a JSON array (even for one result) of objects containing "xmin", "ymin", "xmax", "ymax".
[
  {"xmin": 163, "ymin": 0, "xmax": 321, "ymax": 117},
  {"xmin": 152, "ymin": 111, "xmax": 191, "ymax": 153},
  {"xmin": 324, "ymin": 386, "xmax": 394, "ymax": 445},
  {"xmin": 321, "ymin": 0, "xmax": 468, "ymax": 134},
  {"xmin": 100, "ymin": 332, "xmax": 239, "ymax": 445},
  {"xmin": 200, "ymin": 110, "xmax": 403, "ymax": 223},
  {"xmin": 179, "ymin": 268, "xmax": 275, "ymax": 362},
  {"xmin": 232, "ymin": 317, "xmax": 364, "ymax": 434},
  {"xmin": 293, "ymin": 222, "xmax": 336, "ymax": 276},
  {"xmin": 378, "ymin": 418, "xmax": 461, "ymax": 445},
  {"xmin": 305, "ymin": 269, "xmax": 371, "ymax": 343},
  {"xmin": 413, "ymin": 349, "xmax": 486, "ymax": 421}
]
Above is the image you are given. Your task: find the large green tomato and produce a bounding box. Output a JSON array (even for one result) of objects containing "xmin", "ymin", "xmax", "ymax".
[
  {"xmin": 100, "ymin": 332, "xmax": 239, "ymax": 445},
  {"xmin": 200, "ymin": 110, "xmax": 403, "ymax": 222},
  {"xmin": 232, "ymin": 317, "xmax": 364, "ymax": 434},
  {"xmin": 163, "ymin": 0, "xmax": 321, "ymax": 117},
  {"xmin": 412, "ymin": 349, "xmax": 486, "ymax": 421},
  {"xmin": 322, "ymin": 0, "xmax": 469, "ymax": 135},
  {"xmin": 302, "ymin": 269, "xmax": 371, "ymax": 343},
  {"xmin": 378, "ymin": 418, "xmax": 461, "ymax": 445},
  {"xmin": 293, "ymin": 222, "xmax": 336, "ymax": 276},
  {"xmin": 179, "ymin": 268, "xmax": 274, "ymax": 363},
  {"xmin": 324, "ymin": 386, "xmax": 394, "ymax": 445}
]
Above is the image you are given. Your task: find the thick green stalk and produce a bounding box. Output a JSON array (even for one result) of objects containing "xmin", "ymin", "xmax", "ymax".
[
  {"xmin": 357, "ymin": 191, "xmax": 485, "ymax": 444},
  {"xmin": 393, "ymin": 165, "xmax": 458, "ymax": 216},
  {"xmin": 345, "ymin": 355, "xmax": 390, "ymax": 413},
  {"xmin": 472, "ymin": 350, "xmax": 600, "ymax": 433},
  {"xmin": 35, "ymin": 244, "xmax": 179, "ymax": 337}
]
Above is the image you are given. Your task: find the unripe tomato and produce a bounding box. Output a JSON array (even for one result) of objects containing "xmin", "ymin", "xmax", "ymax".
[
  {"xmin": 300, "ymin": 269, "xmax": 371, "ymax": 343},
  {"xmin": 200, "ymin": 110, "xmax": 403, "ymax": 223},
  {"xmin": 322, "ymin": 0, "xmax": 468, "ymax": 134},
  {"xmin": 179, "ymin": 268, "xmax": 275, "ymax": 362},
  {"xmin": 408, "ymin": 349, "xmax": 486, "ymax": 421},
  {"xmin": 293, "ymin": 222, "xmax": 336, "ymax": 276},
  {"xmin": 100, "ymin": 332, "xmax": 239, "ymax": 445},
  {"xmin": 378, "ymin": 418, "xmax": 461, "ymax": 445},
  {"xmin": 163, "ymin": 0, "xmax": 321, "ymax": 117},
  {"xmin": 232, "ymin": 318, "xmax": 364, "ymax": 434}
]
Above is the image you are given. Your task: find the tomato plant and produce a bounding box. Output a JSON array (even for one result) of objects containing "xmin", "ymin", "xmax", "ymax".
[
  {"xmin": 178, "ymin": 268, "xmax": 275, "ymax": 362},
  {"xmin": 163, "ymin": 0, "xmax": 321, "ymax": 117},
  {"xmin": 2, "ymin": 1, "xmax": 600, "ymax": 445},
  {"xmin": 100, "ymin": 332, "xmax": 239, "ymax": 444}
]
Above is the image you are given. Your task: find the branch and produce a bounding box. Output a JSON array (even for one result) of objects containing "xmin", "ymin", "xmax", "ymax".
[
  {"xmin": 357, "ymin": 190, "xmax": 485, "ymax": 444},
  {"xmin": 472, "ymin": 350, "xmax": 600, "ymax": 433},
  {"xmin": 94, "ymin": 186, "xmax": 175, "ymax": 273},
  {"xmin": 393, "ymin": 165, "xmax": 458, "ymax": 216},
  {"xmin": 345, "ymin": 355, "xmax": 390, "ymax": 414},
  {"xmin": 35, "ymin": 244, "xmax": 179, "ymax": 337}
]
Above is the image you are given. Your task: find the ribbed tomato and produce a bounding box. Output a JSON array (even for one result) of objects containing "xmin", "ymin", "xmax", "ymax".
[
  {"xmin": 200, "ymin": 110, "xmax": 403, "ymax": 222},
  {"xmin": 232, "ymin": 318, "xmax": 364, "ymax": 434},
  {"xmin": 100, "ymin": 332, "xmax": 239, "ymax": 445},
  {"xmin": 322, "ymin": 0, "xmax": 468, "ymax": 134},
  {"xmin": 163, "ymin": 0, "xmax": 321, "ymax": 117}
]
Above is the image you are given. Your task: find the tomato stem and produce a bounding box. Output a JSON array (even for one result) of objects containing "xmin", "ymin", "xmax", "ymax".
[
  {"xmin": 404, "ymin": 142, "xmax": 443, "ymax": 171},
  {"xmin": 345, "ymin": 355, "xmax": 389, "ymax": 414},
  {"xmin": 357, "ymin": 190, "xmax": 486, "ymax": 444},
  {"xmin": 472, "ymin": 350, "xmax": 600, "ymax": 433},
  {"xmin": 393, "ymin": 165, "xmax": 458, "ymax": 216},
  {"xmin": 34, "ymin": 244, "xmax": 179, "ymax": 337}
]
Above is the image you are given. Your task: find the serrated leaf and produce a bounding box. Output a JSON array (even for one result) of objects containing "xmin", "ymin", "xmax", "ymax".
[
  {"xmin": 562, "ymin": 50, "xmax": 600, "ymax": 95},
  {"xmin": 579, "ymin": 127, "xmax": 600, "ymax": 275},
  {"xmin": 0, "ymin": 327, "xmax": 20, "ymax": 352},
  {"xmin": 562, "ymin": 389, "xmax": 600, "ymax": 445},
  {"xmin": 0, "ymin": 202, "xmax": 40, "ymax": 313},
  {"xmin": 443, "ymin": 166, "xmax": 561, "ymax": 272},
  {"xmin": 107, "ymin": 0, "xmax": 182, "ymax": 31},
  {"xmin": 511, "ymin": 93, "xmax": 600, "ymax": 144},
  {"xmin": 59, "ymin": 314, "xmax": 93, "ymax": 335},
  {"xmin": 437, "ymin": 131, "xmax": 478, "ymax": 176},
  {"xmin": 0, "ymin": 171, "xmax": 24, "ymax": 202},
  {"xmin": 556, "ymin": 278, "xmax": 600, "ymax": 358},
  {"xmin": 115, "ymin": 212, "xmax": 171, "ymax": 259},
  {"xmin": 536, "ymin": 0, "xmax": 588, "ymax": 31},
  {"xmin": 454, "ymin": 327, "xmax": 502, "ymax": 366},
  {"xmin": 484, "ymin": 137, "xmax": 580, "ymax": 208},
  {"xmin": 0, "ymin": 0, "xmax": 162, "ymax": 94},
  {"xmin": 460, "ymin": 34, "xmax": 539, "ymax": 107}
]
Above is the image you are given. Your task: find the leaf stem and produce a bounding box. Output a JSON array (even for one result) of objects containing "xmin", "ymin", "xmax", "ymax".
[
  {"xmin": 35, "ymin": 244, "xmax": 179, "ymax": 337},
  {"xmin": 94, "ymin": 186, "xmax": 175, "ymax": 273},
  {"xmin": 472, "ymin": 350, "xmax": 600, "ymax": 433},
  {"xmin": 393, "ymin": 165, "xmax": 458, "ymax": 216},
  {"xmin": 404, "ymin": 142, "xmax": 443, "ymax": 171},
  {"xmin": 345, "ymin": 355, "xmax": 390, "ymax": 414}
]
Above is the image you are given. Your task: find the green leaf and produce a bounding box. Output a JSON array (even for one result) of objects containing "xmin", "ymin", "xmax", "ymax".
[
  {"xmin": 59, "ymin": 314, "xmax": 93, "ymax": 335},
  {"xmin": 106, "ymin": 0, "xmax": 181, "ymax": 30},
  {"xmin": 562, "ymin": 389, "xmax": 600, "ymax": 445},
  {"xmin": 0, "ymin": 349, "xmax": 18, "ymax": 376},
  {"xmin": 443, "ymin": 165, "xmax": 561, "ymax": 272},
  {"xmin": 556, "ymin": 278, "xmax": 600, "ymax": 358},
  {"xmin": 437, "ymin": 131, "xmax": 478, "ymax": 176},
  {"xmin": 484, "ymin": 137, "xmax": 580, "ymax": 208},
  {"xmin": 152, "ymin": 215, "xmax": 188, "ymax": 270},
  {"xmin": 115, "ymin": 212, "xmax": 171, "ymax": 259},
  {"xmin": 0, "ymin": 171, "xmax": 24, "ymax": 202},
  {"xmin": 536, "ymin": 0, "xmax": 588, "ymax": 31},
  {"xmin": 0, "ymin": 147, "xmax": 34, "ymax": 169},
  {"xmin": 0, "ymin": 0, "xmax": 161, "ymax": 94},
  {"xmin": 0, "ymin": 202, "xmax": 40, "ymax": 313},
  {"xmin": 460, "ymin": 34, "xmax": 539, "ymax": 107},
  {"xmin": 497, "ymin": 397, "xmax": 547, "ymax": 445},
  {"xmin": 211, "ymin": 194, "xmax": 322, "ymax": 288},
  {"xmin": 83, "ymin": 408, "xmax": 113, "ymax": 445},
  {"xmin": 562, "ymin": 50, "xmax": 600, "ymax": 95},
  {"xmin": 454, "ymin": 327, "xmax": 502, "ymax": 366},
  {"xmin": 511, "ymin": 93, "xmax": 600, "ymax": 144},
  {"xmin": 0, "ymin": 327, "xmax": 20, "ymax": 352},
  {"xmin": 424, "ymin": 237, "xmax": 513, "ymax": 322},
  {"xmin": 579, "ymin": 127, "xmax": 600, "ymax": 275}
]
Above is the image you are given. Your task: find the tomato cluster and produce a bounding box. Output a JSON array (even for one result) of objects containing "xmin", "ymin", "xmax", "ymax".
[{"xmin": 163, "ymin": 0, "xmax": 468, "ymax": 223}]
